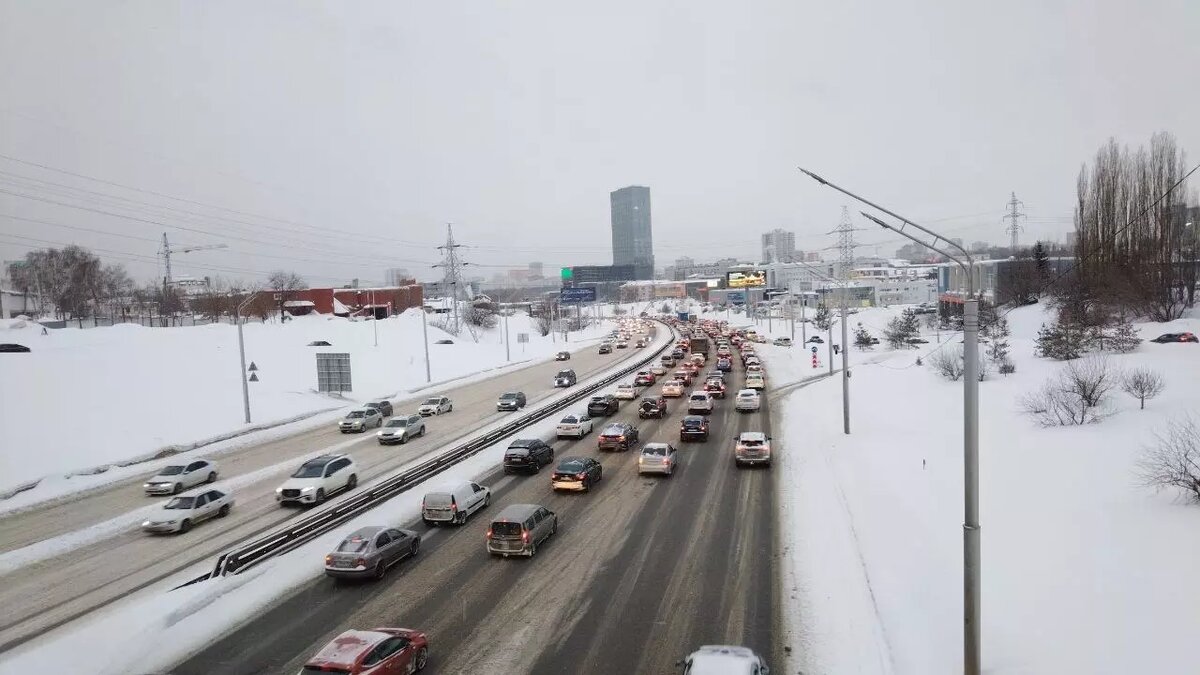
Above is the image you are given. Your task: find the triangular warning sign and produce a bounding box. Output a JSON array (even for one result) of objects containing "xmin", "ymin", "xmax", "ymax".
[
  {"xmin": 248, "ymin": 372, "xmax": 259, "ymax": 382},
  {"xmin": 248, "ymin": 362, "xmax": 259, "ymax": 371}
]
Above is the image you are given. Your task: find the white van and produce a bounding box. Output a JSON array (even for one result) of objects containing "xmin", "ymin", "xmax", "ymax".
[{"xmin": 421, "ymin": 481, "xmax": 491, "ymax": 526}]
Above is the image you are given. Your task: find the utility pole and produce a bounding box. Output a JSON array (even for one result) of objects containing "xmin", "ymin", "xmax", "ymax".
[
  {"xmin": 158, "ymin": 233, "xmax": 228, "ymax": 292},
  {"xmin": 800, "ymin": 164, "xmax": 981, "ymax": 675},
  {"xmin": 420, "ymin": 304, "xmax": 432, "ymax": 382},
  {"xmin": 1003, "ymin": 192, "xmax": 1025, "ymax": 251},
  {"xmin": 433, "ymin": 224, "xmax": 468, "ymax": 335},
  {"xmin": 503, "ymin": 310, "xmax": 511, "ymax": 361},
  {"xmin": 234, "ymin": 291, "xmax": 257, "ymax": 424},
  {"xmin": 834, "ymin": 206, "xmax": 858, "ymax": 435}
]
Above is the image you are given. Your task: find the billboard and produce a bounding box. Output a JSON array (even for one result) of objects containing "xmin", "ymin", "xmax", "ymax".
[
  {"xmin": 654, "ymin": 283, "xmax": 686, "ymax": 299},
  {"xmin": 559, "ymin": 287, "xmax": 597, "ymax": 303},
  {"xmin": 726, "ymin": 269, "xmax": 766, "ymax": 288}
]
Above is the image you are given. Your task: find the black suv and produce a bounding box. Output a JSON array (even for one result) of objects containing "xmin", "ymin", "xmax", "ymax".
[
  {"xmin": 554, "ymin": 369, "xmax": 577, "ymax": 387},
  {"xmin": 679, "ymin": 415, "xmax": 710, "ymax": 442},
  {"xmin": 503, "ymin": 438, "xmax": 554, "ymax": 474},
  {"xmin": 364, "ymin": 400, "xmax": 394, "ymax": 418},
  {"xmin": 497, "ymin": 391, "xmax": 527, "ymax": 411},
  {"xmin": 587, "ymin": 394, "xmax": 619, "ymax": 417}
]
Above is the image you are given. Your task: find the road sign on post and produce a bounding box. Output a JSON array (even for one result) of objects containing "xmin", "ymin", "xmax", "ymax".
[
  {"xmin": 811, "ymin": 346, "xmax": 818, "ymax": 354},
  {"xmin": 559, "ymin": 287, "xmax": 596, "ymax": 304},
  {"xmin": 316, "ymin": 353, "xmax": 353, "ymax": 393},
  {"xmin": 516, "ymin": 333, "xmax": 529, "ymax": 343}
]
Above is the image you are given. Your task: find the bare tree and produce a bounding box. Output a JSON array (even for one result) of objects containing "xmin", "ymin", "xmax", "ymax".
[
  {"xmin": 1121, "ymin": 368, "xmax": 1165, "ymax": 410},
  {"xmin": 1021, "ymin": 357, "xmax": 1114, "ymax": 426},
  {"xmin": 1137, "ymin": 415, "xmax": 1200, "ymax": 503},
  {"xmin": 1062, "ymin": 356, "xmax": 1115, "ymax": 408},
  {"xmin": 531, "ymin": 301, "xmax": 554, "ymax": 336},
  {"xmin": 930, "ymin": 345, "xmax": 965, "ymax": 381},
  {"xmin": 267, "ymin": 270, "xmax": 306, "ymax": 317}
]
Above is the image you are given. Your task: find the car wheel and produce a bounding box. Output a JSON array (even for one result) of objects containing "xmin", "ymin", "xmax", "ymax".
[
  {"xmin": 583, "ymin": 477, "xmax": 591, "ymax": 492},
  {"xmin": 528, "ymin": 541, "xmax": 537, "ymax": 557},
  {"xmin": 551, "ymin": 518, "xmax": 558, "ymax": 535},
  {"xmin": 315, "ymin": 488, "xmax": 326, "ymax": 504},
  {"xmin": 448, "ymin": 404, "xmax": 453, "ymax": 412},
  {"xmin": 206, "ymin": 472, "xmax": 217, "ymax": 484},
  {"xmin": 347, "ymin": 474, "xmax": 358, "ymax": 490},
  {"xmin": 414, "ymin": 646, "xmax": 429, "ymax": 671},
  {"xmin": 420, "ymin": 426, "xmax": 426, "ymax": 437},
  {"xmin": 218, "ymin": 504, "xmax": 231, "ymax": 518},
  {"xmin": 179, "ymin": 519, "xmax": 192, "ymax": 533},
  {"xmin": 374, "ymin": 561, "xmax": 387, "ymax": 580},
  {"xmin": 410, "ymin": 538, "xmax": 420, "ymax": 557},
  {"xmin": 484, "ymin": 493, "xmax": 491, "ymax": 507},
  {"xmin": 172, "ymin": 482, "xmax": 182, "ymax": 495},
  {"xmin": 532, "ymin": 461, "xmax": 541, "ymax": 474},
  {"xmin": 400, "ymin": 434, "xmax": 408, "ymax": 444}
]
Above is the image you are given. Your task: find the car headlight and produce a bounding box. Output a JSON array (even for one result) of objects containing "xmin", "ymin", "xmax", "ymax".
[
  {"xmin": 141, "ymin": 520, "xmax": 151, "ymax": 527},
  {"xmin": 376, "ymin": 430, "xmax": 385, "ymax": 436},
  {"xmin": 275, "ymin": 487, "xmax": 283, "ymax": 493}
]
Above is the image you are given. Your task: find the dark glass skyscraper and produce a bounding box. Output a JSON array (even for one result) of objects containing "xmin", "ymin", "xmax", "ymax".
[{"xmin": 610, "ymin": 185, "xmax": 654, "ymax": 280}]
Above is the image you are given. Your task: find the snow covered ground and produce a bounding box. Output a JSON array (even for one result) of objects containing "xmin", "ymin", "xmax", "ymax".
[
  {"xmin": 0, "ymin": 309, "xmax": 608, "ymax": 502},
  {"xmin": 765, "ymin": 304, "xmax": 1200, "ymax": 674}
]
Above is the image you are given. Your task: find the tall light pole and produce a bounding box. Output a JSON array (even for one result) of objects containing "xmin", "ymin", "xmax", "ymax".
[
  {"xmin": 800, "ymin": 165, "xmax": 980, "ymax": 675},
  {"xmin": 371, "ymin": 289, "xmax": 378, "ymax": 347},
  {"xmin": 793, "ymin": 259, "xmax": 849, "ymax": 434},
  {"xmin": 234, "ymin": 292, "xmax": 257, "ymax": 424},
  {"xmin": 503, "ymin": 310, "xmax": 511, "ymax": 362},
  {"xmin": 420, "ymin": 304, "xmax": 432, "ymax": 383}
]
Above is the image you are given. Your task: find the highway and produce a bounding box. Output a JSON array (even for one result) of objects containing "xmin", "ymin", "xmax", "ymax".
[
  {"xmin": 0, "ymin": 332, "xmax": 654, "ymax": 653},
  {"xmin": 177, "ymin": 346, "xmax": 781, "ymax": 674}
]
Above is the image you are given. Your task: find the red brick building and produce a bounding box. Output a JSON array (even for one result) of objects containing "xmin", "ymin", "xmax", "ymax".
[{"xmin": 261, "ymin": 285, "xmax": 424, "ymax": 317}]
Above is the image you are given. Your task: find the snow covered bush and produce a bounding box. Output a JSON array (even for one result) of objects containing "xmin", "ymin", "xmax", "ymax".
[
  {"xmin": 1020, "ymin": 356, "xmax": 1114, "ymax": 426},
  {"xmin": 1121, "ymin": 368, "xmax": 1165, "ymax": 410},
  {"xmin": 929, "ymin": 345, "xmax": 964, "ymax": 381},
  {"xmin": 1035, "ymin": 321, "xmax": 1088, "ymax": 360},
  {"xmin": 883, "ymin": 309, "xmax": 920, "ymax": 349},
  {"xmin": 853, "ymin": 324, "xmax": 876, "ymax": 350},
  {"xmin": 1106, "ymin": 319, "xmax": 1142, "ymax": 353},
  {"xmin": 999, "ymin": 360, "xmax": 1016, "ymax": 376},
  {"xmin": 1138, "ymin": 415, "xmax": 1200, "ymax": 503}
]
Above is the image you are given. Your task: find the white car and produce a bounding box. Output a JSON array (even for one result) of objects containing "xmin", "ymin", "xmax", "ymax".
[
  {"xmin": 614, "ymin": 383, "xmax": 638, "ymax": 400},
  {"xmin": 339, "ymin": 407, "xmax": 382, "ymax": 433},
  {"xmin": 376, "ymin": 414, "xmax": 425, "ymax": 445},
  {"xmin": 687, "ymin": 392, "xmax": 714, "ymax": 414},
  {"xmin": 143, "ymin": 459, "xmax": 219, "ymax": 496},
  {"xmin": 276, "ymin": 454, "xmax": 359, "ymax": 506},
  {"xmin": 556, "ymin": 412, "xmax": 594, "ymax": 439},
  {"xmin": 734, "ymin": 432, "xmax": 772, "ymax": 467},
  {"xmin": 745, "ymin": 363, "xmax": 763, "ymax": 374},
  {"xmin": 677, "ymin": 645, "xmax": 770, "ymax": 675},
  {"xmin": 734, "ymin": 389, "xmax": 761, "ymax": 412},
  {"xmin": 745, "ymin": 373, "xmax": 766, "ymax": 390},
  {"xmin": 649, "ymin": 364, "xmax": 668, "ymax": 376},
  {"xmin": 141, "ymin": 489, "xmax": 233, "ymax": 534},
  {"xmin": 661, "ymin": 381, "xmax": 685, "ymax": 397},
  {"xmin": 418, "ymin": 396, "xmax": 453, "ymax": 416}
]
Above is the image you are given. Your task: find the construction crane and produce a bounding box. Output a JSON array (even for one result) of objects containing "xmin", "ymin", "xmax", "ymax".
[{"xmin": 159, "ymin": 232, "xmax": 228, "ymax": 289}]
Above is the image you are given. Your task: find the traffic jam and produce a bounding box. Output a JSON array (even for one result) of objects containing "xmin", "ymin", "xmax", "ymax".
[{"xmin": 295, "ymin": 315, "xmax": 774, "ymax": 674}]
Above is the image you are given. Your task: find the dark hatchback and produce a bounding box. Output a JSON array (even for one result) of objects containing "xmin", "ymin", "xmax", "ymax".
[
  {"xmin": 587, "ymin": 394, "xmax": 619, "ymax": 416},
  {"xmin": 597, "ymin": 422, "xmax": 639, "ymax": 451},
  {"xmin": 679, "ymin": 415, "xmax": 710, "ymax": 442},
  {"xmin": 496, "ymin": 391, "xmax": 527, "ymax": 411},
  {"xmin": 503, "ymin": 438, "xmax": 554, "ymax": 474},
  {"xmin": 551, "ymin": 456, "xmax": 603, "ymax": 492}
]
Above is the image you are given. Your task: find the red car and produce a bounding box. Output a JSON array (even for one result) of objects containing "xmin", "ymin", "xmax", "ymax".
[
  {"xmin": 634, "ymin": 371, "xmax": 656, "ymax": 386},
  {"xmin": 302, "ymin": 627, "xmax": 429, "ymax": 674},
  {"xmin": 672, "ymin": 370, "xmax": 694, "ymax": 385}
]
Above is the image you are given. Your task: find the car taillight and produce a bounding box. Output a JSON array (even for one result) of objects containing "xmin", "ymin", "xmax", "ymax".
[
  {"xmin": 324, "ymin": 554, "xmax": 333, "ymax": 564},
  {"xmin": 450, "ymin": 502, "xmax": 458, "ymax": 512},
  {"xmin": 618, "ymin": 435, "xmax": 625, "ymax": 441},
  {"xmin": 576, "ymin": 472, "xmax": 587, "ymax": 479},
  {"xmin": 354, "ymin": 558, "xmax": 365, "ymax": 567}
]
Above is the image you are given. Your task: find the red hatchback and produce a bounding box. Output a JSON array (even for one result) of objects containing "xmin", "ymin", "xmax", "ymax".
[{"xmin": 302, "ymin": 627, "xmax": 429, "ymax": 674}]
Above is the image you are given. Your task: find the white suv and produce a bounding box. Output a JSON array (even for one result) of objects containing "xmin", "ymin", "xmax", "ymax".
[
  {"xmin": 734, "ymin": 389, "xmax": 761, "ymax": 412},
  {"xmin": 276, "ymin": 454, "xmax": 359, "ymax": 506},
  {"xmin": 677, "ymin": 645, "xmax": 769, "ymax": 675},
  {"xmin": 687, "ymin": 392, "xmax": 714, "ymax": 415}
]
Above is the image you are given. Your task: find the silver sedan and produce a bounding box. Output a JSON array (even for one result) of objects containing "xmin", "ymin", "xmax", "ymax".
[{"xmin": 324, "ymin": 526, "xmax": 421, "ymax": 580}]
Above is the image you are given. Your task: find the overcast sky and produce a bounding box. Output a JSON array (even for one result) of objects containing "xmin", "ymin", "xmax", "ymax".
[{"xmin": 2, "ymin": 0, "xmax": 1198, "ymax": 286}]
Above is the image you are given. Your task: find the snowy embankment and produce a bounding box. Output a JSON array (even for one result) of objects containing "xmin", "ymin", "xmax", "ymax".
[
  {"xmin": 768, "ymin": 304, "xmax": 1200, "ymax": 674},
  {"xmin": 0, "ymin": 310, "xmax": 606, "ymax": 505}
]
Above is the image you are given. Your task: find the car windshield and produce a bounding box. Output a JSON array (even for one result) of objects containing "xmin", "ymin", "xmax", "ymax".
[
  {"xmin": 506, "ymin": 448, "xmax": 530, "ymax": 456},
  {"xmin": 386, "ymin": 419, "xmax": 408, "ymax": 427},
  {"xmin": 739, "ymin": 392, "xmax": 756, "ymax": 398},
  {"xmin": 557, "ymin": 371, "xmax": 572, "ymax": 378},
  {"xmin": 292, "ymin": 463, "xmax": 326, "ymax": 478},
  {"xmin": 500, "ymin": 393, "xmax": 518, "ymax": 400},
  {"xmin": 164, "ymin": 496, "xmax": 195, "ymax": 509},
  {"xmin": 741, "ymin": 439, "xmax": 764, "ymax": 447},
  {"xmin": 158, "ymin": 465, "xmax": 184, "ymax": 476},
  {"xmin": 558, "ymin": 459, "xmax": 585, "ymax": 472},
  {"xmin": 601, "ymin": 426, "xmax": 625, "ymax": 435},
  {"xmin": 336, "ymin": 537, "xmax": 370, "ymax": 553},
  {"xmin": 641, "ymin": 399, "xmax": 658, "ymax": 405},
  {"xmin": 347, "ymin": 411, "xmax": 365, "ymax": 418},
  {"xmin": 643, "ymin": 445, "xmax": 668, "ymax": 456},
  {"xmin": 690, "ymin": 395, "xmax": 707, "ymax": 401},
  {"xmin": 423, "ymin": 398, "xmax": 441, "ymax": 405},
  {"xmin": 425, "ymin": 493, "xmax": 453, "ymax": 507},
  {"xmin": 560, "ymin": 415, "xmax": 580, "ymax": 424}
]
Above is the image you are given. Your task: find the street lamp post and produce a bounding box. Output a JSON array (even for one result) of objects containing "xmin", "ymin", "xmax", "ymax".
[
  {"xmin": 234, "ymin": 292, "xmax": 257, "ymax": 424},
  {"xmin": 420, "ymin": 304, "xmax": 432, "ymax": 383},
  {"xmin": 504, "ymin": 310, "xmax": 511, "ymax": 362},
  {"xmin": 800, "ymin": 165, "xmax": 980, "ymax": 675}
]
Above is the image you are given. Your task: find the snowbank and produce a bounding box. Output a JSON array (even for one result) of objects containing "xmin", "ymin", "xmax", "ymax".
[
  {"xmin": 771, "ymin": 304, "xmax": 1200, "ymax": 674},
  {"xmin": 0, "ymin": 310, "xmax": 606, "ymax": 497}
]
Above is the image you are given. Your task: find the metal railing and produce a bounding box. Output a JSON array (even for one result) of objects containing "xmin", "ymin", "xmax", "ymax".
[{"xmin": 175, "ymin": 322, "xmax": 674, "ymax": 588}]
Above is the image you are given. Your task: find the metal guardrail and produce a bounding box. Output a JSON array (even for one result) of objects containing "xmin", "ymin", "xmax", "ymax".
[{"xmin": 175, "ymin": 322, "xmax": 674, "ymax": 589}]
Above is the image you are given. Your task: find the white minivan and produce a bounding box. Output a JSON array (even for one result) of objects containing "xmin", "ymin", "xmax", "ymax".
[{"xmin": 421, "ymin": 481, "xmax": 491, "ymax": 526}]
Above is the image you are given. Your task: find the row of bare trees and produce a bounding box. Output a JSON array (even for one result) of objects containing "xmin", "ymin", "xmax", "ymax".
[{"xmin": 6, "ymin": 246, "xmax": 135, "ymax": 318}]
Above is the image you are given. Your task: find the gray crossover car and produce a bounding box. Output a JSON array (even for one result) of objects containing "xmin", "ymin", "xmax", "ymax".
[
  {"xmin": 377, "ymin": 414, "xmax": 426, "ymax": 445},
  {"xmin": 324, "ymin": 525, "xmax": 421, "ymax": 580}
]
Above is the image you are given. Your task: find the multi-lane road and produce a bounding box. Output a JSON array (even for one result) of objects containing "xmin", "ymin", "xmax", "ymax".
[
  {"xmin": 0, "ymin": 333, "xmax": 654, "ymax": 653},
  {"xmin": 177, "ymin": 340, "xmax": 781, "ymax": 674}
]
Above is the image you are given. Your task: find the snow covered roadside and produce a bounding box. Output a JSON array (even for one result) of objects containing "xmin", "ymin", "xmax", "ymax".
[
  {"xmin": 769, "ymin": 305, "xmax": 1200, "ymax": 674},
  {"xmin": 0, "ymin": 360, "xmax": 654, "ymax": 675},
  {"xmin": 0, "ymin": 310, "xmax": 609, "ymax": 509}
]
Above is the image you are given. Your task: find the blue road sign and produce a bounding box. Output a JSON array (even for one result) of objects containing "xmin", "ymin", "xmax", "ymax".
[
  {"xmin": 560, "ymin": 287, "xmax": 597, "ymax": 303},
  {"xmin": 728, "ymin": 291, "xmax": 746, "ymax": 305},
  {"xmin": 811, "ymin": 346, "xmax": 819, "ymax": 354}
]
